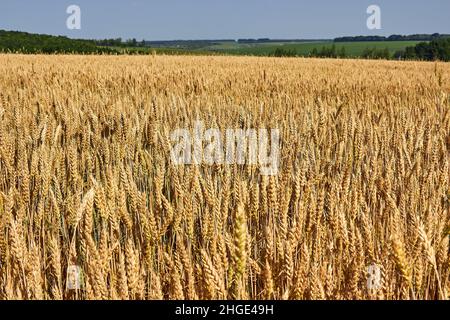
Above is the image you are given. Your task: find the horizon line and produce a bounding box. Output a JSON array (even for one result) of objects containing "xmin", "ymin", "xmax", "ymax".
[{"xmin": 2, "ymin": 28, "xmax": 449, "ymax": 42}]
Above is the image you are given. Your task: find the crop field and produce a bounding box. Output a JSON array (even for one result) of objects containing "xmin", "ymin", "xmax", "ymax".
[
  {"xmin": 205, "ymin": 41, "xmax": 423, "ymax": 56},
  {"xmin": 110, "ymin": 41, "xmax": 423, "ymax": 58},
  {"xmin": 0, "ymin": 54, "xmax": 449, "ymax": 300}
]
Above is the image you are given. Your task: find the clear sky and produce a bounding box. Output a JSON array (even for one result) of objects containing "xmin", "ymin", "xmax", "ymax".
[{"xmin": 0, "ymin": 0, "xmax": 449, "ymax": 40}]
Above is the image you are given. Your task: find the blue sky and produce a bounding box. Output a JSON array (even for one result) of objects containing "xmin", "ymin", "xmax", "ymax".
[{"xmin": 0, "ymin": 0, "xmax": 449, "ymax": 40}]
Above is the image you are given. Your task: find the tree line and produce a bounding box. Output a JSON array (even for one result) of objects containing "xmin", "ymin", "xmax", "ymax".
[
  {"xmin": 0, "ymin": 30, "xmax": 118, "ymax": 54},
  {"xmin": 271, "ymin": 39, "xmax": 450, "ymax": 62},
  {"xmin": 334, "ymin": 33, "xmax": 450, "ymax": 42},
  {"xmin": 395, "ymin": 38, "xmax": 450, "ymax": 61},
  {"xmin": 270, "ymin": 45, "xmax": 390, "ymax": 60}
]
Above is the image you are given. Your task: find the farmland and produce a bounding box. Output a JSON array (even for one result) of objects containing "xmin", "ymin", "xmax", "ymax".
[
  {"xmin": 0, "ymin": 54, "xmax": 449, "ymax": 300},
  {"xmin": 115, "ymin": 40, "xmax": 424, "ymax": 57},
  {"xmin": 202, "ymin": 40, "xmax": 423, "ymax": 57},
  {"xmin": 0, "ymin": 30, "xmax": 426, "ymax": 58}
]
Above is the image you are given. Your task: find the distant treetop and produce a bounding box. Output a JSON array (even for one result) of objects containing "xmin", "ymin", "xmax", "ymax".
[{"xmin": 334, "ymin": 33, "xmax": 450, "ymax": 42}]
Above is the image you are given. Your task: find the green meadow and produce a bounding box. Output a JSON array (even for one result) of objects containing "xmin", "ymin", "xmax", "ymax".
[{"xmin": 205, "ymin": 41, "xmax": 423, "ymax": 57}]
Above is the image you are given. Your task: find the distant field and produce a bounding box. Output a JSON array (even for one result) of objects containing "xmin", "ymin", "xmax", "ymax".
[
  {"xmin": 107, "ymin": 40, "xmax": 423, "ymax": 58},
  {"xmin": 0, "ymin": 30, "xmax": 436, "ymax": 59},
  {"xmin": 205, "ymin": 41, "xmax": 423, "ymax": 57},
  {"xmin": 107, "ymin": 46, "xmax": 217, "ymax": 56},
  {"xmin": 122, "ymin": 40, "xmax": 425, "ymax": 58}
]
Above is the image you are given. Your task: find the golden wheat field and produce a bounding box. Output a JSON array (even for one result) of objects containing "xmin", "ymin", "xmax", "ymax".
[{"xmin": 0, "ymin": 54, "xmax": 449, "ymax": 300}]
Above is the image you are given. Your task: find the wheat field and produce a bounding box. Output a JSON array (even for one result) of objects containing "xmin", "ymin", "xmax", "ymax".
[{"xmin": 0, "ymin": 54, "xmax": 449, "ymax": 300}]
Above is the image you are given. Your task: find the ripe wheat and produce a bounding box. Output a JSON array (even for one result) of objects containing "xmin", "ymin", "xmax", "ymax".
[{"xmin": 0, "ymin": 54, "xmax": 449, "ymax": 300}]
